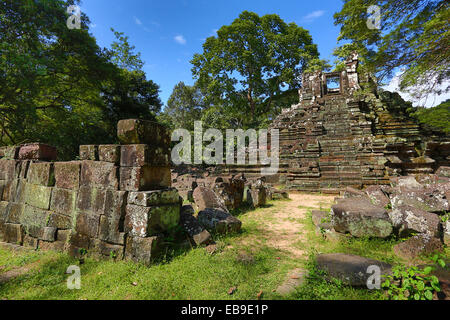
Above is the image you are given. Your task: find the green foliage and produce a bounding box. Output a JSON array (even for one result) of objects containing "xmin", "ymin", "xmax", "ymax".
[
  {"xmin": 408, "ymin": 99, "xmax": 450, "ymax": 134},
  {"xmin": 162, "ymin": 82, "xmax": 204, "ymax": 131},
  {"xmin": 382, "ymin": 255, "xmax": 445, "ymax": 300},
  {"xmin": 334, "ymin": 0, "xmax": 449, "ymax": 99},
  {"xmin": 0, "ymin": 0, "xmax": 161, "ymax": 159},
  {"xmin": 191, "ymin": 11, "xmax": 326, "ymax": 130}
]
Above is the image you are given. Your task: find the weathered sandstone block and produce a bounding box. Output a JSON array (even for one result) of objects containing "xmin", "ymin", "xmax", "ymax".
[
  {"xmin": 75, "ymin": 212, "xmax": 100, "ymax": 238},
  {"xmin": 27, "ymin": 162, "xmax": 55, "ymax": 186},
  {"xmin": 98, "ymin": 145, "xmax": 121, "ymax": 164},
  {"xmin": 197, "ymin": 208, "xmax": 242, "ymax": 234},
  {"xmin": 76, "ymin": 186, "xmax": 106, "ymax": 215},
  {"xmin": 120, "ymin": 144, "xmax": 170, "ymax": 167},
  {"xmin": 18, "ymin": 143, "xmax": 57, "ymax": 161},
  {"xmin": 117, "ymin": 119, "xmax": 170, "ymax": 147},
  {"xmin": 127, "ymin": 188, "xmax": 179, "ymax": 207},
  {"xmin": 0, "ymin": 160, "xmax": 18, "ymax": 180},
  {"xmin": 119, "ymin": 166, "xmax": 171, "ymax": 191},
  {"xmin": 331, "ymin": 197, "xmax": 393, "ymax": 238},
  {"xmin": 80, "ymin": 160, "xmax": 119, "ymax": 189},
  {"xmin": 79, "ymin": 145, "xmax": 98, "ymax": 161},
  {"xmin": 180, "ymin": 205, "xmax": 212, "ymax": 246},
  {"xmin": 20, "ymin": 205, "xmax": 51, "ymax": 229},
  {"xmin": 50, "ymin": 188, "xmax": 77, "ymax": 216},
  {"xmin": 124, "ymin": 235, "xmax": 162, "ymax": 265},
  {"xmin": 124, "ymin": 204, "xmax": 180, "ymax": 237},
  {"xmin": 3, "ymin": 223, "xmax": 23, "ymax": 244},
  {"xmin": 389, "ymin": 205, "xmax": 441, "ymax": 238},
  {"xmin": 193, "ymin": 186, "xmax": 228, "ymax": 212},
  {"xmin": 24, "ymin": 183, "xmax": 52, "ymax": 210},
  {"xmin": 54, "ymin": 161, "xmax": 81, "ymax": 189}
]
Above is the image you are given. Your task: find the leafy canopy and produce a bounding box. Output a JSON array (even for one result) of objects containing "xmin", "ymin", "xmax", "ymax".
[{"xmin": 334, "ymin": 0, "xmax": 449, "ymax": 99}]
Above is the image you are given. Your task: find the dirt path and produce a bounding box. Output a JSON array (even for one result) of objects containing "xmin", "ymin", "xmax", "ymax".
[{"xmin": 243, "ymin": 193, "xmax": 335, "ymax": 259}]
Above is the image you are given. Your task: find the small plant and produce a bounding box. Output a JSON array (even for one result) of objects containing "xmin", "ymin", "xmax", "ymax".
[
  {"xmin": 440, "ymin": 212, "xmax": 450, "ymax": 223},
  {"xmin": 110, "ymin": 251, "xmax": 117, "ymax": 260},
  {"xmin": 384, "ymin": 203, "xmax": 392, "ymax": 210},
  {"xmin": 382, "ymin": 255, "xmax": 445, "ymax": 300}
]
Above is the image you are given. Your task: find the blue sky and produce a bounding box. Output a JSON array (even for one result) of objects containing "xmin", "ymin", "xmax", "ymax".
[
  {"xmin": 80, "ymin": 0, "xmax": 343, "ymax": 106},
  {"xmin": 80, "ymin": 0, "xmax": 448, "ymax": 108}
]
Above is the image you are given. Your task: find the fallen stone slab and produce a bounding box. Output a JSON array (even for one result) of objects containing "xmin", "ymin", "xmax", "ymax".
[
  {"xmin": 390, "ymin": 185, "xmax": 449, "ymax": 213},
  {"xmin": 316, "ymin": 253, "xmax": 392, "ymax": 287},
  {"xmin": 393, "ymin": 234, "xmax": 443, "ymax": 261},
  {"xmin": 197, "ymin": 208, "xmax": 242, "ymax": 234},
  {"xmin": 179, "ymin": 205, "xmax": 212, "ymax": 246},
  {"xmin": 331, "ymin": 197, "xmax": 393, "ymax": 238},
  {"xmin": 389, "ymin": 205, "xmax": 441, "ymax": 238},
  {"xmin": 18, "ymin": 143, "xmax": 57, "ymax": 161},
  {"xmin": 365, "ymin": 185, "xmax": 390, "ymax": 208}
]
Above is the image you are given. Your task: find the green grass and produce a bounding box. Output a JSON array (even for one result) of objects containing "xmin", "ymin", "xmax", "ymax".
[{"xmin": 1, "ymin": 196, "xmax": 446, "ymax": 300}]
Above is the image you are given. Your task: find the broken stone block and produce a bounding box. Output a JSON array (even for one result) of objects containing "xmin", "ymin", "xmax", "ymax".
[
  {"xmin": 117, "ymin": 119, "xmax": 170, "ymax": 147},
  {"xmin": 54, "ymin": 161, "xmax": 81, "ymax": 190},
  {"xmin": 124, "ymin": 235, "xmax": 162, "ymax": 265},
  {"xmin": 80, "ymin": 160, "xmax": 119, "ymax": 190},
  {"xmin": 365, "ymin": 185, "xmax": 390, "ymax": 208},
  {"xmin": 98, "ymin": 145, "xmax": 121, "ymax": 165},
  {"xmin": 127, "ymin": 188, "xmax": 179, "ymax": 207},
  {"xmin": 193, "ymin": 186, "xmax": 228, "ymax": 212},
  {"xmin": 56, "ymin": 229, "xmax": 71, "ymax": 243},
  {"xmin": 23, "ymin": 234, "xmax": 39, "ymax": 249},
  {"xmin": 390, "ymin": 185, "xmax": 449, "ymax": 213},
  {"xmin": 197, "ymin": 208, "xmax": 242, "ymax": 234},
  {"xmin": 124, "ymin": 204, "xmax": 180, "ymax": 237},
  {"xmin": 76, "ymin": 186, "xmax": 106, "ymax": 215},
  {"xmin": 119, "ymin": 166, "xmax": 171, "ymax": 191},
  {"xmin": 90, "ymin": 239, "xmax": 124, "ymax": 260},
  {"xmin": 47, "ymin": 213, "xmax": 73, "ymax": 229},
  {"xmin": 27, "ymin": 226, "xmax": 57, "ymax": 242},
  {"xmin": 0, "ymin": 160, "xmax": 19, "ymax": 180},
  {"xmin": 50, "ymin": 188, "xmax": 77, "ymax": 216},
  {"xmin": 3, "ymin": 223, "xmax": 23, "ymax": 245},
  {"xmin": 2, "ymin": 146, "xmax": 20, "ymax": 160},
  {"xmin": 75, "ymin": 212, "xmax": 100, "ymax": 238},
  {"xmin": 393, "ymin": 234, "xmax": 443, "ymax": 260},
  {"xmin": 27, "ymin": 162, "xmax": 55, "ymax": 186},
  {"xmin": 20, "ymin": 205, "xmax": 50, "ymax": 229},
  {"xmin": 247, "ymin": 187, "xmax": 267, "ymax": 208},
  {"xmin": 331, "ymin": 197, "xmax": 393, "ymax": 238},
  {"xmin": 389, "ymin": 205, "xmax": 441, "ymax": 238},
  {"xmin": 5, "ymin": 203, "xmax": 24, "ymax": 224},
  {"xmin": 98, "ymin": 215, "xmax": 126, "ymax": 245},
  {"xmin": 39, "ymin": 240, "xmax": 66, "ymax": 252},
  {"xmin": 316, "ymin": 253, "xmax": 392, "ymax": 287},
  {"xmin": 180, "ymin": 205, "xmax": 212, "ymax": 246},
  {"xmin": 18, "ymin": 143, "xmax": 57, "ymax": 161},
  {"xmin": 24, "ymin": 183, "xmax": 52, "ymax": 210},
  {"xmin": 120, "ymin": 144, "xmax": 170, "ymax": 167},
  {"xmin": 79, "ymin": 145, "xmax": 98, "ymax": 161}
]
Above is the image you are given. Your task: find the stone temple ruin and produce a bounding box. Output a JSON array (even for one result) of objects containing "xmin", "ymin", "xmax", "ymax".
[
  {"xmin": 270, "ymin": 54, "xmax": 449, "ymax": 192},
  {"xmin": 0, "ymin": 54, "xmax": 449, "ymax": 265}
]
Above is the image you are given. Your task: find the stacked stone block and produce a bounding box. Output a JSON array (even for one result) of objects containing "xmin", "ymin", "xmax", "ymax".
[{"xmin": 0, "ymin": 120, "xmax": 181, "ymax": 265}]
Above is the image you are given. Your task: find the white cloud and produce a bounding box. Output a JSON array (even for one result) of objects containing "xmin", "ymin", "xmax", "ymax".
[
  {"xmin": 134, "ymin": 16, "xmax": 142, "ymax": 25},
  {"xmin": 174, "ymin": 35, "xmax": 187, "ymax": 45},
  {"xmin": 383, "ymin": 71, "xmax": 450, "ymax": 108},
  {"xmin": 301, "ymin": 10, "xmax": 325, "ymax": 23}
]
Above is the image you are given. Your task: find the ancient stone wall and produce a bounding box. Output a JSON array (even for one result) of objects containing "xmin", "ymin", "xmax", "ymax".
[{"xmin": 0, "ymin": 120, "xmax": 181, "ymax": 265}]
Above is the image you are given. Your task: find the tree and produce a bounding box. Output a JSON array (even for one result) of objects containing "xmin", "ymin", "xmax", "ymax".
[
  {"xmin": 162, "ymin": 82, "xmax": 204, "ymax": 131},
  {"xmin": 191, "ymin": 11, "xmax": 325, "ymax": 129},
  {"xmin": 334, "ymin": 0, "xmax": 449, "ymax": 99},
  {"xmin": 0, "ymin": 0, "xmax": 162, "ymax": 159}
]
